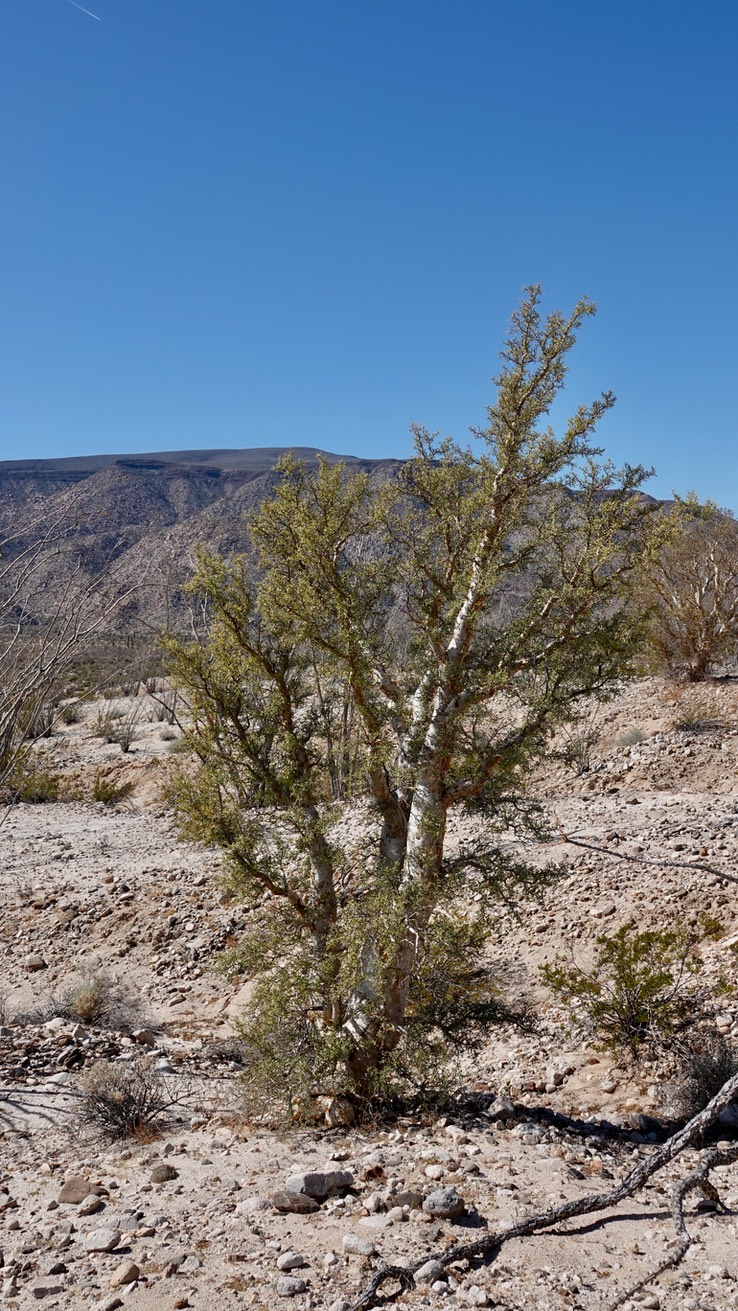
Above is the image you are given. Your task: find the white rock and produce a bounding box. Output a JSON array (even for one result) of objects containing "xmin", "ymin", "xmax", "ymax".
[
  {"xmin": 342, "ymin": 1234, "xmax": 376, "ymax": 1256},
  {"xmin": 415, "ymin": 1260, "xmax": 445, "ymax": 1284},
  {"xmin": 277, "ymin": 1251, "xmax": 307, "ymax": 1272},
  {"xmin": 276, "ymin": 1276, "xmax": 307, "ymax": 1297}
]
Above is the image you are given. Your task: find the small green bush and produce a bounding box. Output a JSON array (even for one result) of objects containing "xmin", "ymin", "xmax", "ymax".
[
  {"xmin": 92, "ymin": 770, "xmax": 135, "ymax": 806},
  {"xmin": 541, "ymin": 921, "xmax": 702, "ymax": 1057},
  {"xmin": 3, "ymin": 757, "xmax": 61, "ymax": 803}
]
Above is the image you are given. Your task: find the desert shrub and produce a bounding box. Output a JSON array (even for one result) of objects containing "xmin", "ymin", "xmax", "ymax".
[
  {"xmin": 614, "ymin": 725, "xmax": 646, "ymax": 748},
  {"xmin": 23, "ymin": 700, "xmax": 56, "ymax": 740},
  {"xmin": 78, "ymin": 1058, "xmax": 170, "ymax": 1139},
  {"xmin": 60, "ymin": 699, "xmax": 84, "ymax": 725},
  {"xmin": 93, "ymin": 702, "xmax": 139, "ymax": 752},
  {"xmin": 49, "ymin": 971, "xmax": 148, "ymax": 1032},
  {"xmin": 541, "ymin": 922, "xmax": 702, "ymax": 1057},
  {"xmin": 555, "ymin": 707, "xmax": 603, "ymax": 774},
  {"xmin": 92, "ymin": 769, "xmax": 135, "ymax": 806},
  {"xmin": 646, "ymin": 497, "xmax": 738, "ymax": 682},
  {"xmin": 151, "ymin": 689, "xmax": 178, "ymax": 724},
  {"xmin": 667, "ymin": 1033, "xmax": 738, "ymax": 1120},
  {"xmin": 2, "ymin": 756, "xmax": 61, "ymax": 803}
]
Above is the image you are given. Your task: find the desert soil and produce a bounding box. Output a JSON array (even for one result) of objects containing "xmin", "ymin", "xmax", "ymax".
[{"xmin": 1, "ymin": 677, "xmax": 737, "ymax": 1311}]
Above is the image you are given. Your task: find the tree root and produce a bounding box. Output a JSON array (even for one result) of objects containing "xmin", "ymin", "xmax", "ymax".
[{"xmin": 347, "ymin": 1070, "xmax": 738, "ymax": 1311}]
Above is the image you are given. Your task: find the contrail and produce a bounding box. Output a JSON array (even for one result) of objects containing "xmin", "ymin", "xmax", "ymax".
[{"xmin": 65, "ymin": 0, "xmax": 101, "ymax": 18}]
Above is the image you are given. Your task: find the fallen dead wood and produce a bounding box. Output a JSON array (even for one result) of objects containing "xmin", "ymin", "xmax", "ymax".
[
  {"xmin": 553, "ymin": 819, "xmax": 738, "ymax": 887},
  {"xmin": 348, "ymin": 1069, "xmax": 738, "ymax": 1311},
  {"xmin": 606, "ymin": 1142, "xmax": 738, "ymax": 1310}
]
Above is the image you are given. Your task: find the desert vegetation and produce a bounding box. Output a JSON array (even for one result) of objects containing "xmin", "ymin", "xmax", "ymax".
[{"xmin": 0, "ymin": 293, "xmax": 737, "ymax": 1311}]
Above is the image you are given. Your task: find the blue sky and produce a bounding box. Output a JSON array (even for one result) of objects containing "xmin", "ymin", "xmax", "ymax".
[{"xmin": 0, "ymin": 1, "xmax": 736, "ymax": 505}]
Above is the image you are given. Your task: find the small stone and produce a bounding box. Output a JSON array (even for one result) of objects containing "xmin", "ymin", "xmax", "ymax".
[
  {"xmin": 277, "ymin": 1251, "xmax": 307, "ymax": 1271},
  {"xmin": 31, "ymin": 1284, "xmax": 65, "ymax": 1300},
  {"xmin": 284, "ymin": 1169, "xmax": 354, "ymax": 1199},
  {"xmin": 24, "ymin": 952, "xmax": 47, "ymax": 971},
  {"xmin": 150, "ymin": 1163, "xmax": 179, "ymax": 1183},
  {"xmin": 58, "ymin": 1176, "xmax": 99, "ymax": 1205},
  {"xmin": 109, "ymin": 1260, "xmax": 140, "ymax": 1288},
  {"xmin": 342, "ymin": 1233, "xmax": 376, "ymax": 1256},
  {"xmin": 131, "ymin": 1028, "xmax": 157, "ymax": 1047},
  {"xmin": 84, "ymin": 1227, "xmax": 121, "ymax": 1253},
  {"xmin": 422, "ymin": 1186, "xmax": 465, "ymax": 1219},
  {"xmin": 235, "ymin": 1196, "xmax": 271, "ymax": 1215},
  {"xmin": 416, "ymin": 1260, "xmax": 445, "ymax": 1284},
  {"xmin": 78, "ymin": 1193, "xmax": 105, "ymax": 1216},
  {"xmin": 276, "ymin": 1276, "xmax": 308, "ymax": 1297},
  {"xmin": 272, "ymin": 1190, "xmax": 320, "ymax": 1215}
]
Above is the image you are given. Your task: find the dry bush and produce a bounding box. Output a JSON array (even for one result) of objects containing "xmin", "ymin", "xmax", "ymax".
[
  {"xmin": 646, "ymin": 500, "xmax": 738, "ymax": 682},
  {"xmin": 47, "ymin": 971, "xmax": 150, "ymax": 1033},
  {"xmin": 667, "ymin": 1033, "xmax": 738, "ymax": 1121},
  {"xmin": 77, "ymin": 1058, "xmax": 171, "ymax": 1139}
]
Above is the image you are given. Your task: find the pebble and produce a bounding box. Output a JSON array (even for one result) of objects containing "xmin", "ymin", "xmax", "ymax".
[
  {"xmin": 284, "ymin": 1169, "xmax": 354, "ymax": 1199},
  {"xmin": 416, "ymin": 1259, "xmax": 445, "ymax": 1284},
  {"xmin": 109, "ymin": 1259, "xmax": 140, "ymax": 1288},
  {"xmin": 276, "ymin": 1276, "xmax": 308, "ymax": 1297},
  {"xmin": 84, "ymin": 1227, "xmax": 121, "ymax": 1253},
  {"xmin": 276, "ymin": 1251, "xmax": 307, "ymax": 1271},
  {"xmin": 272, "ymin": 1190, "xmax": 320, "ymax": 1214},
  {"xmin": 342, "ymin": 1233, "xmax": 377, "ymax": 1256}
]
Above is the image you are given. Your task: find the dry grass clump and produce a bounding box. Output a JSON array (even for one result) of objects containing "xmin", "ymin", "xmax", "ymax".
[
  {"xmin": 45, "ymin": 971, "xmax": 151, "ymax": 1033},
  {"xmin": 91, "ymin": 769, "xmax": 135, "ymax": 806}
]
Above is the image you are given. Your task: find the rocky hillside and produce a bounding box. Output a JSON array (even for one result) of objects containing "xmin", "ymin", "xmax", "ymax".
[{"xmin": 0, "ymin": 448, "xmax": 404, "ymax": 627}]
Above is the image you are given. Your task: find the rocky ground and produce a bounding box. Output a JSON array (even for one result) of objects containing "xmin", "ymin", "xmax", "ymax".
[{"xmin": 1, "ymin": 678, "xmax": 737, "ymax": 1311}]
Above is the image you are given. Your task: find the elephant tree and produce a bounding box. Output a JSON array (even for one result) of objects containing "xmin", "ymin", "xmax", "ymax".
[{"xmin": 167, "ymin": 287, "xmax": 660, "ymax": 1112}]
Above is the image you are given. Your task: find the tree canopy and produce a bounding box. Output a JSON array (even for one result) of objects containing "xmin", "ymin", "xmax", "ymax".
[{"xmin": 167, "ymin": 287, "xmax": 662, "ymax": 1114}]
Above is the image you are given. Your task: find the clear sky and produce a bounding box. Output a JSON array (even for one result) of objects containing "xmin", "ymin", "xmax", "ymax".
[{"xmin": 1, "ymin": 1, "xmax": 736, "ymax": 505}]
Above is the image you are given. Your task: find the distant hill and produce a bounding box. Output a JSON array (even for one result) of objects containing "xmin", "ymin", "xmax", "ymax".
[{"xmin": 0, "ymin": 447, "xmax": 404, "ymax": 628}]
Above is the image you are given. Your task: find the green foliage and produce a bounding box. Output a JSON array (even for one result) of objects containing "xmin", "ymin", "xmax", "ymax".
[
  {"xmin": 541, "ymin": 922, "xmax": 702, "ymax": 1057},
  {"xmin": 91, "ymin": 769, "xmax": 135, "ymax": 806},
  {"xmin": 2, "ymin": 755, "xmax": 62, "ymax": 803},
  {"xmin": 166, "ymin": 288, "xmax": 664, "ymax": 1111}
]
